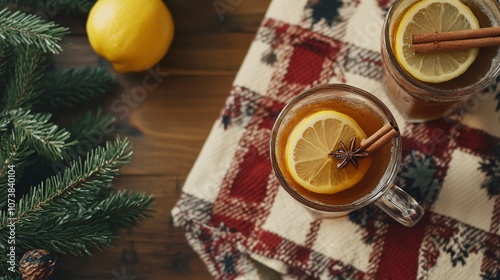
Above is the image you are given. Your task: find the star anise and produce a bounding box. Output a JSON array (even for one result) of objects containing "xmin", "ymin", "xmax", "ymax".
[{"xmin": 329, "ymin": 137, "xmax": 369, "ymax": 170}]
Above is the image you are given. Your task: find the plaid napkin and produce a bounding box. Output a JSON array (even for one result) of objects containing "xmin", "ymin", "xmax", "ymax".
[{"xmin": 171, "ymin": 0, "xmax": 500, "ymax": 279}]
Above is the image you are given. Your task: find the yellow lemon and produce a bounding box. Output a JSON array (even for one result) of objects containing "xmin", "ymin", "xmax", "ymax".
[
  {"xmin": 285, "ymin": 110, "xmax": 371, "ymax": 194},
  {"xmin": 86, "ymin": 0, "xmax": 174, "ymax": 73},
  {"xmin": 395, "ymin": 0, "xmax": 479, "ymax": 83}
]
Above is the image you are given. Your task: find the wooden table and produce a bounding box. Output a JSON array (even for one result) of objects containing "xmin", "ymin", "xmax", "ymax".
[{"xmin": 54, "ymin": 0, "xmax": 272, "ymax": 278}]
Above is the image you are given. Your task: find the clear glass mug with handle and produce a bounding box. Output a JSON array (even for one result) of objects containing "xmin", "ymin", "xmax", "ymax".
[
  {"xmin": 270, "ymin": 84, "xmax": 424, "ymax": 227},
  {"xmin": 381, "ymin": 0, "xmax": 500, "ymax": 122}
]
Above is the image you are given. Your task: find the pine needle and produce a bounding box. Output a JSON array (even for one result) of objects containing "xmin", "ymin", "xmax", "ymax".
[
  {"xmin": 2, "ymin": 45, "xmax": 46, "ymax": 111},
  {"xmin": 38, "ymin": 67, "xmax": 117, "ymax": 112},
  {"xmin": 89, "ymin": 191, "xmax": 155, "ymax": 231},
  {"xmin": 11, "ymin": 109, "xmax": 73, "ymax": 161},
  {"xmin": 17, "ymin": 220, "xmax": 117, "ymax": 256},
  {"xmin": 6, "ymin": 137, "xmax": 132, "ymax": 228},
  {"xmin": 13, "ymin": 191, "xmax": 154, "ymax": 256},
  {"xmin": 65, "ymin": 108, "xmax": 116, "ymax": 143},
  {"xmin": 0, "ymin": 43, "xmax": 13, "ymax": 90},
  {"xmin": 52, "ymin": 108, "xmax": 116, "ymax": 173},
  {"xmin": 0, "ymin": 8, "xmax": 68, "ymax": 54},
  {"xmin": 0, "ymin": 133, "xmax": 33, "ymax": 209},
  {"xmin": 0, "ymin": 138, "xmax": 138, "ymax": 256}
]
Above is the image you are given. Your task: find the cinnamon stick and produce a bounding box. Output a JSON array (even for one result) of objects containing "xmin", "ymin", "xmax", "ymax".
[
  {"xmin": 412, "ymin": 26, "xmax": 500, "ymax": 44},
  {"xmin": 411, "ymin": 26, "xmax": 500, "ymax": 54},
  {"xmin": 413, "ymin": 37, "xmax": 500, "ymax": 54},
  {"xmin": 360, "ymin": 122, "xmax": 399, "ymax": 155}
]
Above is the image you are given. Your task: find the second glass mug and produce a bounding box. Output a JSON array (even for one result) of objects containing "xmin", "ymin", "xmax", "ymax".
[
  {"xmin": 381, "ymin": 0, "xmax": 500, "ymax": 122},
  {"xmin": 270, "ymin": 84, "xmax": 424, "ymax": 227}
]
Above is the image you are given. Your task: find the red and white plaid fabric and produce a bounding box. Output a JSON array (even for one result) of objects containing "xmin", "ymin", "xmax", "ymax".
[{"xmin": 172, "ymin": 0, "xmax": 500, "ymax": 279}]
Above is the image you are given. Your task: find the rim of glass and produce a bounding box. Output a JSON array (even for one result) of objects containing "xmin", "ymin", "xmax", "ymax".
[
  {"xmin": 382, "ymin": 0, "xmax": 500, "ymax": 98},
  {"xmin": 269, "ymin": 84, "xmax": 402, "ymax": 213}
]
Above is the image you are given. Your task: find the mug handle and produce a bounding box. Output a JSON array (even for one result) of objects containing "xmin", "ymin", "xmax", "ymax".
[{"xmin": 375, "ymin": 184, "xmax": 424, "ymax": 227}]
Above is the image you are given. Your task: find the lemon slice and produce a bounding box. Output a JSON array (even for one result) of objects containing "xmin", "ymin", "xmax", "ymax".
[
  {"xmin": 395, "ymin": 0, "xmax": 479, "ymax": 83},
  {"xmin": 285, "ymin": 110, "xmax": 371, "ymax": 194}
]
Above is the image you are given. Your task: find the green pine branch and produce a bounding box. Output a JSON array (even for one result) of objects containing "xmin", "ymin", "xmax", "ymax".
[
  {"xmin": 0, "ymin": 138, "xmax": 151, "ymax": 257},
  {"xmin": 2, "ymin": 45, "xmax": 46, "ymax": 111},
  {"xmin": 0, "ymin": 134, "xmax": 33, "ymax": 176},
  {"xmin": 0, "ymin": 114, "xmax": 7, "ymax": 133},
  {"xmin": 11, "ymin": 109, "xmax": 73, "ymax": 161},
  {"xmin": 0, "ymin": 43, "xmax": 13, "ymax": 91},
  {"xmin": 16, "ymin": 220, "xmax": 117, "ymax": 256},
  {"xmin": 47, "ymin": 108, "xmax": 116, "ymax": 176},
  {"xmin": 2, "ymin": 137, "xmax": 132, "ymax": 229},
  {"xmin": 0, "ymin": 8, "xmax": 69, "ymax": 54},
  {"xmin": 88, "ymin": 191, "xmax": 154, "ymax": 231},
  {"xmin": 66, "ymin": 108, "xmax": 116, "ymax": 143},
  {"xmin": 37, "ymin": 67, "xmax": 117, "ymax": 112},
  {"xmin": 0, "ymin": 0, "xmax": 97, "ymax": 15},
  {"xmin": 16, "ymin": 191, "xmax": 153, "ymax": 256},
  {"xmin": 0, "ymin": 133, "xmax": 33, "ymax": 209}
]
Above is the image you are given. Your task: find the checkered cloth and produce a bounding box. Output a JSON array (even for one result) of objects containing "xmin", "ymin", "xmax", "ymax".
[{"xmin": 171, "ymin": 0, "xmax": 500, "ymax": 279}]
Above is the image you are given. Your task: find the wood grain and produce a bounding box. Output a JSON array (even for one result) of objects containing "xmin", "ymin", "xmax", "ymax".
[{"xmin": 55, "ymin": 0, "xmax": 273, "ymax": 279}]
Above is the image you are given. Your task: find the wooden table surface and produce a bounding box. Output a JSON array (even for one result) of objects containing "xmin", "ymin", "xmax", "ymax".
[{"xmin": 52, "ymin": 0, "xmax": 272, "ymax": 279}]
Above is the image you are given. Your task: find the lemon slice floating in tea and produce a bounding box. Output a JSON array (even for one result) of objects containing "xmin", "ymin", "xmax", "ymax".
[
  {"xmin": 285, "ymin": 110, "xmax": 372, "ymax": 194},
  {"xmin": 394, "ymin": 0, "xmax": 480, "ymax": 83}
]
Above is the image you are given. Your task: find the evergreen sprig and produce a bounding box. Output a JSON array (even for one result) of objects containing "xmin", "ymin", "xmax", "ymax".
[
  {"xmin": 2, "ymin": 45, "xmax": 46, "ymax": 110},
  {"xmin": 0, "ymin": 138, "xmax": 152, "ymax": 258},
  {"xmin": 10, "ymin": 137, "xmax": 132, "ymax": 225},
  {"xmin": 16, "ymin": 191, "xmax": 154, "ymax": 256},
  {"xmin": 16, "ymin": 220, "xmax": 117, "ymax": 256},
  {"xmin": 46, "ymin": 108, "xmax": 116, "ymax": 176},
  {"xmin": 65, "ymin": 108, "xmax": 116, "ymax": 143},
  {"xmin": 37, "ymin": 67, "xmax": 117, "ymax": 112},
  {"xmin": 0, "ymin": 133, "xmax": 33, "ymax": 209},
  {"xmin": 90, "ymin": 191, "xmax": 154, "ymax": 230},
  {"xmin": 11, "ymin": 109, "xmax": 73, "ymax": 161},
  {"xmin": 0, "ymin": 113, "xmax": 7, "ymax": 133},
  {"xmin": 0, "ymin": 43, "xmax": 13, "ymax": 89},
  {"xmin": 0, "ymin": 138, "xmax": 153, "ymax": 258},
  {"xmin": 0, "ymin": 8, "xmax": 68, "ymax": 54}
]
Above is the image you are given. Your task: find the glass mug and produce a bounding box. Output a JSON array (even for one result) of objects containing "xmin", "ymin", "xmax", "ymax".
[
  {"xmin": 381, "ymin": 0, "xmax": 500, "ymax": 122},
  {"xmin": 270, "ymin": 84, "xmax": 424, "ymax": 227}
]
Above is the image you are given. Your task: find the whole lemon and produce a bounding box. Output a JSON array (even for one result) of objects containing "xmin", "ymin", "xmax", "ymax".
[{"xmin": 86, "ymin": 0, "xmax": 174, "ymax": 73}]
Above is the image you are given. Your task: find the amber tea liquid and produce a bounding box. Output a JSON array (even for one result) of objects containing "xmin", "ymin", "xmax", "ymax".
[
  {"xmin": 274, "ymin": 95, "xmax": 392, "ymax": 206},
  {"xmin": 382, "ymin": 0, "xmax": 500, "ymax": 122}
]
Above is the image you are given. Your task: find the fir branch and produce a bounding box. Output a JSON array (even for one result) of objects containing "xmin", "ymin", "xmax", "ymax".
[
  {"xmin": 1, "ymin": 137, "xmax": 132, "ymax": 229},
  {"xmin": 66, "ymin": 108, "xmax": 116, "ymax": 143},
  {"xmin": 11, "ymin": 109, "xmax": 73, "ymax": 161},
  {"xmin": 0, "ymin": 8, "xmax": 68, "ymax": 54},
  {"xmin": 0, "ymin": 43, "xmax": 14, "ymax": 91},
  {"xmin": 2, "ymin": 45, "xmax": 46, "ymax": 111},
  {"xmin": 87, "ymin": 191, "xmax": 154, "ymax": 231},
  {"xmin": 0, "ymin": 116, "xmax": 7, "ymax": 133},
  {"xmin": 0, "ymin": 133, "xmax": 33, "ymax": 209},
  {"xmin": 45, "ymin": 108, "xmax": 116, "ymax": 175},
  {"xmin": 14, "ymin": 191, "xmax": 153, "ymax": 256},
  {"xmin": 37, "ymin": 67, "xmax": 117, "ymax": 112},
  {"xmin": 16, "ymin": 221, "xmax": 117, "ymax": 256},
  {"xmin": 0, "ymin": 126, "xmax": 33, "ymax": 175},
  {"xmin": 0, "ymin": 0, "xmax": 97, "ymax": 15}
]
